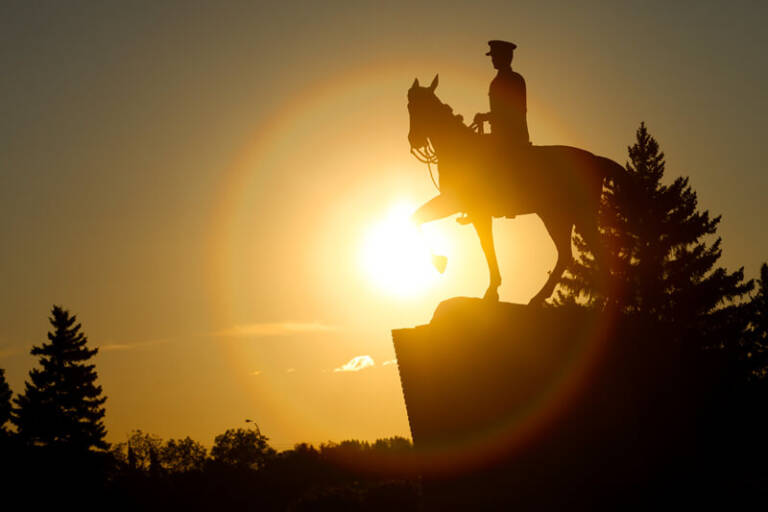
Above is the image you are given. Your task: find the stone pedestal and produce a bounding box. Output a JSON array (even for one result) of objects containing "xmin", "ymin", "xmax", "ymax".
[{"xmin": 391, "ymin": 298, "xmax": 723, "ymax": 509}]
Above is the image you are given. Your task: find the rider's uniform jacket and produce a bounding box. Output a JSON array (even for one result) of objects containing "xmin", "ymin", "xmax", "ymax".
[{"xmin": 489, "ymin": 67, "xmax": 530, "ymax": 146}]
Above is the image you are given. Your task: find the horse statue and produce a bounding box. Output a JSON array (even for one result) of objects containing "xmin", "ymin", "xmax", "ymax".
[{"xmin": 408, "ymin": 75, "xmax": 624, "ymax": 305}]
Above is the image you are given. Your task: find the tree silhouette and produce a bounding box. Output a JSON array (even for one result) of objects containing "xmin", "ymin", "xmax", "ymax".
[
  {"xmin": 0, "ymin": 368, "xmax": 11, "ymax": 435},
  {"xmin": 12, "ymin": 305, "xmax": 107, "ymax": 450},
  {"xmin": 148, "ymin": 444, "xmax": 163, "ymax": 478},
  {"xmin": 557, "ymin": 123, "xmax": 752, "ymax": 329},
  {"xmin": 211, "ymin": 426, "xmax": 275, "ymax": 470},
  {"xmin": 111, "ymin": 429, "xmax": 163, "ymax": 471},
  {"xmin": 112, "ymin": 430, "xmax": 209, "ymax": 473},
  {"xmin": 741, "ymin": 263, "xmax": 768, "ymax": 379},
  {"xmin": 161, "ymin": 436, "xmax": 207, "ymax": 472}
]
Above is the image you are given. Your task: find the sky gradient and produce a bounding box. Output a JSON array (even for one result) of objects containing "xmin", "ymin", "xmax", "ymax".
[{"xmin": 2, "ymin": 0, "xmax": 766, "ymax": 449}]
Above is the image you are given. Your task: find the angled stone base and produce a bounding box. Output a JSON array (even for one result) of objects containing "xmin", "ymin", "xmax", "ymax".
[{"xmin": 392, "ymin": 297, "xmax": 743, "ymax": 509}]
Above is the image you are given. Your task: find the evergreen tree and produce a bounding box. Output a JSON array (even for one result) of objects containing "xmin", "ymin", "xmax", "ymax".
[
  {"xmin": 557, "ymin": 123, "xmax": 752, "ymax": 330},
  {"xmin": 740, "ymin": 263, "xmax": 768, "ymax": 380},
  {"xmin": 0, "ymin": 368, "xmax": 11, "ymax": 434},
  {"xmin": 12, "ymin": 305, "xmax": 107, "ymax": 450}
]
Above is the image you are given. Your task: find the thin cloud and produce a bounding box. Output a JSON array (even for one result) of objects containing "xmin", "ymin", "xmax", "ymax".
[
  {"xmin": 334, "ymin": 355, "xmax": 375, "ymax": 373},
  {"xmin": 382, "ymin": 359, "xmax": 397, "ymax": 366},
  {"xmin": 250, "ymin": 370, "xmax": 262, "ymax": 376},
  {"xmin": 286, "ymin": 368, "xmax": 296, "ymax": 373},
  {"xmin": 213, "ymin": 323, "xmax": 335, "ymax": 338},
  {"xmin": 100, "ymin": 339, "xmax": 169, "ymax": 352}
]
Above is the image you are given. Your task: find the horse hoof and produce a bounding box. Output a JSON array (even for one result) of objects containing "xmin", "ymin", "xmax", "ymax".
[
  {"xmin": 483, "ymin": 289, "xmax": 499, "ymax": 302},
  {"xmin": 431, "ymin": 255, "xmax": 448, "ymax": 274}
]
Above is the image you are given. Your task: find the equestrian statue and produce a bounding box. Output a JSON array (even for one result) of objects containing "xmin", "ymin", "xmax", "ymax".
[{"xmin": 408, "ymin": 40, "xmax": 625, "ymax": 305}]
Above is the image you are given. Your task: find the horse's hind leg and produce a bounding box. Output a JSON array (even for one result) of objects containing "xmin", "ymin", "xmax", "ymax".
[
  {"xmin": 472, "ymin": 215, "xmax": 501, "ymax": 301},
  {"xmin": 530, "ymin": 215, "xmax": 573, "ymax": 306}
]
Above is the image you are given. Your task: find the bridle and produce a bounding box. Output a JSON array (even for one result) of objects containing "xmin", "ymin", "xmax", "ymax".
[
  {"xmin": 410, "ymin": 140, "xmax": 440, "ymax": 191},
  {"xmin": 409, "ymin": 92, "xmax": 466, "ymax": 192}
]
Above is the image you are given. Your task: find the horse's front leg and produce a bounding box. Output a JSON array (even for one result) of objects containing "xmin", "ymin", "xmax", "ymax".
[
  {"xmin": 411, "ymin": 194, "xmax": 462, "ymax": 225},
  {"xmin": 411, "ymin": 194, "xmax": 461, "ymax": 274},
  {"xmin": 472, "ymin": 215, "xmax": 501, "ymax": 301}
]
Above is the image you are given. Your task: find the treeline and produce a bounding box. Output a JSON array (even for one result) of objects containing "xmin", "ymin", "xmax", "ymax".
[
  {"xmin": 0, "ymin": 308, "xmax": 418, "ymax": 510},
  {"xmin": 109, "ymin": 428, "xmax": 414, "ymax": 477},
  {"xmin": 1, "ymin": 430, "xmax": 419, "ymax": 511},
  {"xmin": 106, "ymin": 431, "xmax": 419, "ymax": 511}
]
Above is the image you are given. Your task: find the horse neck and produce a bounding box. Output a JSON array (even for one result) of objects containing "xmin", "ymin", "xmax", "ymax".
[{"xmin": 427, "ymin": 114, "xmax": 468, "ymax": 156}]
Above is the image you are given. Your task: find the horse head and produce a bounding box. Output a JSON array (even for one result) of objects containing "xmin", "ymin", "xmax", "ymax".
[{"xmin": 407, "ymin": 75, "xmax": 451, "ymax": 151}]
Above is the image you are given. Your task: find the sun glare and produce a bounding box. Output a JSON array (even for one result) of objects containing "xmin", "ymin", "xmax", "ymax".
[{"xmin": 361, "ymin": 203, "xmax": 444, "ymax": 297}]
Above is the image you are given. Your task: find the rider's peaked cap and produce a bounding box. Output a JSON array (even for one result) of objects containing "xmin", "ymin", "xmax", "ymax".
[{"xmin": 486, "ymin": 40, "xmax": 517, "ymax": 56}]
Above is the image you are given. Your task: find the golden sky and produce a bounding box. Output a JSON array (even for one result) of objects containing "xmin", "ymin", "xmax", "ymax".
[{"xmin": 1, "ymin": 1, "xmax": 766, "ymax": 450}]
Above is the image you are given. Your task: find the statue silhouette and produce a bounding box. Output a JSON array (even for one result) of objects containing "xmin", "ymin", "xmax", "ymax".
[
  {"xmin": 408, "ymin": 72, "xmax": 625, "ymax": 305},
  {"xmin": 460, "ymin": 40, "xmax": 530, "ymax": 228},
  {"xmin": 470, "ymin": 40, "xmax": 530, "ymax": 146}
]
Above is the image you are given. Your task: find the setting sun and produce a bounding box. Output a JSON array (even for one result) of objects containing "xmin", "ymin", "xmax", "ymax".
[{"xmin": 360, "ymin": 203, "xmax": 446, "ymax": 296}]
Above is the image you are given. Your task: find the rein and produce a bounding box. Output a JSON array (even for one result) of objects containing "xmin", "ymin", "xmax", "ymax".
[
  {"xmin": 410, "ymin": 140, "xmax": 440, "ymax": 191},
  {"xmin": 410, "ymin": 101, "xmax": 474, "ymax": 192}
]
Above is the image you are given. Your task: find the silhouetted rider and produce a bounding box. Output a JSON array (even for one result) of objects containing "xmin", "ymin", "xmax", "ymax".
[
  {"xmin": 472, "ymin": 40, "xmax": 530, "ymax": 147},
  {"xmin": 457, "ymin": 40, "xmax": 529, "ymax": 225}
]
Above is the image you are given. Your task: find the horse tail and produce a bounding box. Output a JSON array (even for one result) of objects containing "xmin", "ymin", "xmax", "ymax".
[
  {"xmin": 575, "ymin": 155, "xmax": 627, "ymax": 263},
  {"xmin": 574, "ymin": 155, "xmax": 622, "ymax": 247},
  {"xmin": 596, "ymin": 155, "xmax": 627, "ymax": 191}
]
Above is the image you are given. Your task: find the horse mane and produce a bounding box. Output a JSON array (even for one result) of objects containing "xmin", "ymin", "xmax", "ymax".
[{"xmin": 435, "ymin": 97, "xmax": 474, "ymax": 135}]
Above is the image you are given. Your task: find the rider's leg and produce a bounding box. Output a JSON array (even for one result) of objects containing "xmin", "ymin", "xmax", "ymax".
[{"xmin": 472, "ymin": 215, "xmax": 501, "ymax": 301}]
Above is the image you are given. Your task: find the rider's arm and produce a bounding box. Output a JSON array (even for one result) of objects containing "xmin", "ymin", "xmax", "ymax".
[{"xmin": 473, "ymin": 112, "xmax": 491, "ymax": 124}]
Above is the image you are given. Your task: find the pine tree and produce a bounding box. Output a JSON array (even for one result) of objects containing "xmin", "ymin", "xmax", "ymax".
[
  {"xmin": 0, "ymin": 368, "xmax": 11, "ymax": 434},
  {"xmin": 740, "ymin": 263, "xmax": 768, "ymax": 379},
  {"xmin": 557, "ymin": 123, "xmax": 752, "ymax": 329},
  {"xmin": 12, "ymin": 305, "xmax": 107, "ymax": 450}
]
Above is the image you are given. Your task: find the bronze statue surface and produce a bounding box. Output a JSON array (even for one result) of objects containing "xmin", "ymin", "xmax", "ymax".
[{"xmin": 407, "ymin": 75, "xmax": 625, "ymax": 304}]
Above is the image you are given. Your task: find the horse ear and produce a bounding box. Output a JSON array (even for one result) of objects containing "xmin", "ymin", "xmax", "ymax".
[
  {"xmin": 429, "ymin": 74, "xmax": 439, "ymax": 91},
  {"xmin": 411, "ymin": 78, "xmax": 419, "ymax": 89}
]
